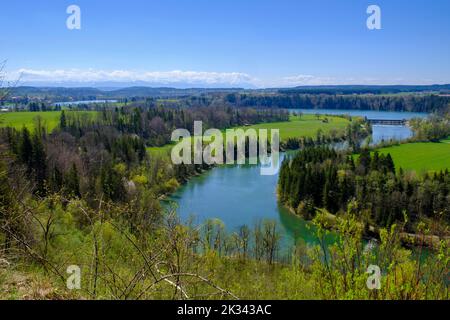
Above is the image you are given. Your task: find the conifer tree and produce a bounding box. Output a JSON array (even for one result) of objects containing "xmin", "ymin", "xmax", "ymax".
[
  {"xmin": 19, "ymin": 127, "xmax": 33, "ymax": 173},
  {"xmin": 66, "ymin": 163, "xmax": 81, "ymax": 198},
  {"xmin": 60, "ymin": 110, "xmax": 67, "ymax": 129},
  {"xmin": 31, "ymin": 132, "xmax": 47, "ymax": 195}
]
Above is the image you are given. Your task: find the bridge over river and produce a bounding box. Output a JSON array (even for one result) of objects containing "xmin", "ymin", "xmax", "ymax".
[{"xmin": 367, "ymin": 118, "xmax": 408, "ymax": 125}]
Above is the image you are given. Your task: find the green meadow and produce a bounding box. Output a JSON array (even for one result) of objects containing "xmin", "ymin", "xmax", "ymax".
[
  {"xmin": 146, "ymin": 144, "xmax": 174, "ymax": 157},
  {"xmin": 240, "ymin": 114, "xmax": 350, "ymax": 140},
  {"xmin": 375, "ymin": 141, "xmax": 450, "ymax": 173},
  {"xmin": 0, "ymin": 111, "xmax": 62, "ymax": 131},
  {"xmin": 0, "ymin": 111, "xmax": 97, "ymax": 132}
]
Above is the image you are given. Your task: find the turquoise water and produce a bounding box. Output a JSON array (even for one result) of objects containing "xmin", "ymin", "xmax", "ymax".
[{"xmin": 165, "ymin": 156, "xmax": 333, "ymax": 249}]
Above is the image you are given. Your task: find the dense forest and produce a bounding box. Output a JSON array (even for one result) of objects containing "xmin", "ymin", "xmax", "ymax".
[
  {"xmin": 278, "ymin": 146, "xmax": 450, "ymax": 235},
  {"xmin": 129, "ymin": 93, "xmax": 450, "ymax": 113},
  {"xmin": 217, "ymin": 93, "xmax": 450, "ymax": 113},
  {"xmin": 128, "ymin": 93, "xmax": 449, "ymax": 113}
]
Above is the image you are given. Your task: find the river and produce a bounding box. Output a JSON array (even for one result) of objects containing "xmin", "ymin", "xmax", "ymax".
[{"xmin": 165, "ymin": 110, "xmax": 428, "ymax": 250}]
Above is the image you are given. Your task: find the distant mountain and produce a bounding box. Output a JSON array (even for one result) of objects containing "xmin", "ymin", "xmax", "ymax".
[
  {"xmin": 7, "ymin": 84, "xmax": 450, "ymax": 102},
  {"xmin": 109, "ymin": 86, "xmax": 245, "ymax": 97},
  {"xmin": 8, "ymin": 86, "xmax": 246, "ymax": 101},
  {"xmin": 9, "ymin": 86, "xmax": 104, "ymax": 99},
  {"xmin": 19, "ymin": 80, "xmax": 257, "ymax": 90}
]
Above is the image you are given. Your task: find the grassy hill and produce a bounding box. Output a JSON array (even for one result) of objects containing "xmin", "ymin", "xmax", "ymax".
[
  {"xmin": 0, "ymin": 111, "xmax": 62, "ymax": 131},
  {"xmin": 241, "ymin": 114, "xmax": 349, "ymax": 140}
]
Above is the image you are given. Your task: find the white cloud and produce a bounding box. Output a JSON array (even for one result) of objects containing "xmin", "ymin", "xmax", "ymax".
[
  {"xmin": 16, "ymin": 68, "xmax": 256, "ymax": 86},
  {"xmin": 13, "ymin": 68, "xmax": 341, "ymax": 88},
  {"xmin": 9, "ymin": 68, "xmax": 446, "ymax": 88}
]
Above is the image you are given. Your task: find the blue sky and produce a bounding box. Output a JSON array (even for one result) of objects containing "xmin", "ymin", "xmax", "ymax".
[{"xmin": 1, "ymin": 0, "xmax": 450, "ymax": 87}]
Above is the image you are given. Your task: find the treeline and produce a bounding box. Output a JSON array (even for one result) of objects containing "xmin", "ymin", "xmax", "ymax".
[
  {"xmin": 216, "ymin": 93, "xmax": 450, "ymax": 113},
  {"xmin": 278, "ymin": 147, "xmax": 450, "ymax": 230},
  {"xmin": 156, "ymin": 92, "xmax": 450, "ymax": 113},
  {"xmin": 27, "ymin": 102, "xmax": 62, "ymax": 112}
]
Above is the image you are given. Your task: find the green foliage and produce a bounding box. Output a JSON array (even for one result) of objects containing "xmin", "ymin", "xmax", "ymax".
[
  {"xmin": 59, "ymin": 110, "xmax": 67, "ymax": 129},
  {"xmin": 308, "ymin": 210, "xmax": 449, "ymax": 299},
  {"xmin": 65, "ymin": 164, "xmax": 81, "ymax": 198},
  {"xmin": 1, "ymin": 196, "xmax": 447, "ymax": 300},
  {"xmin": 409, "ymin": 111, "xmax": 450, "ymax": 142}
]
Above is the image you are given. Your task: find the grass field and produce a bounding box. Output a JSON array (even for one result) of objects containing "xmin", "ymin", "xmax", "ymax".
[
  {"xmin": 0, "ymin": 111, "xmax": 97, "ymax": 132},
  {"xmin": 239, "ymin": 114, "xmax": 350, "ymax": 140},
  {"xmin": 375, "ymin": 141, "xmax": 450, "ymax": 173},
  {"xmin": 0, "ymin": 111, "xmax": 62, "ymax": 131},
  {"xmin": 146, "ymin": 144, "xmax": 174, "ymax": 157},
  {"xmin": 147, "ymin": 114, "xmax": 351, "ymax": 157}
]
